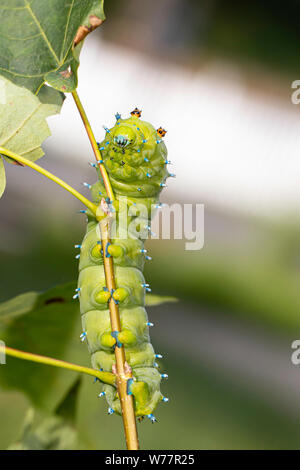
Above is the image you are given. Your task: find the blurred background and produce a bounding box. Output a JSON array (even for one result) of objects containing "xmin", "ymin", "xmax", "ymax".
[{"xmin": 2, "ymin": 0, "xmax": 300, "ymax": 449}]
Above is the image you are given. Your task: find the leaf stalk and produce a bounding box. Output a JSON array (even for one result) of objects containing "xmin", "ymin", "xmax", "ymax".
[
  {"xmin": 71, "ymin": 91, "xmax": 115, "ymax": 202},
  {"xmin": 0, "ymin": 147, "xmax": 97, "ymax": 215},
  {"xmin": 100, "ymin": 217, "xmax": 140, "ymax": 450},
  {"xmin": 0, "ymin": 345, "xmax": 115, "ymax": 386}
]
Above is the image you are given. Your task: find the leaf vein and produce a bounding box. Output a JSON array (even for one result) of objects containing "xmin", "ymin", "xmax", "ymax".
[
  {"xmin": 0, "ymin": 66, "xmax": 45, "ymax": 78},
  {"xmin": 20, "ymin": 144, "xmax": 42, "ymax": 156},
  {"xmin": 0, "ymin": 102, "xmax": 42, "ymax": 147},
  {"xmin": 61, "ymin": 0, "xmax": 75, "ymax": 61},
  {"xmin": 24, "ymin": 0, "xmax": 60, "ymax": 66},
  {"xmin": 0, "ymin": 32, "xmax": 42, "ymax": 41}
]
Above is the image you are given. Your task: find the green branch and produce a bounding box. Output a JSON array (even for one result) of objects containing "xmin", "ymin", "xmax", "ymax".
[
  {"xmin": 72, "ymin": 91, "xmax": 115, "ymax": 202},
  {"xmin": 0, "ymin": 345, "xmax": 115, "ymax": 386},
  {"xmin": 0, "ymin": 147, "xmax": 97, "ymax": 215}
]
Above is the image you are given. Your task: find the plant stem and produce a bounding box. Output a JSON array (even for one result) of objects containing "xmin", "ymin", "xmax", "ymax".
[
  {"xmin": 72, "ymin": 90, "xmax": 139, "ymax": 450},
  {"xmin": 100, "ymin": 217, "xmax": 140, "ymax": 450},
  {"xmin": 72, "ymin": 91, "xmax": 115, "ymax": 202},
  {"xmin": 0, "ymin": 147, "xmax": 97, "ymax": 215},
  {"xmin": 0, "ymin": 345, "xmax": 115, "ymax": 385}
]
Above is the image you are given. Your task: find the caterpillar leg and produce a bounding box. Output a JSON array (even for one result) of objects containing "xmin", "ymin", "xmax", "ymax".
[
  {"xmin": 100, "ymin": 330, "xmax": 137, "ymax": 348},
  {"xmin": 118, "ymin": 329, "xmax": 137, "ymax": 346},
  {"xmin": 102, "ymin": 367, "xmax": 163, "ymax": 417}
]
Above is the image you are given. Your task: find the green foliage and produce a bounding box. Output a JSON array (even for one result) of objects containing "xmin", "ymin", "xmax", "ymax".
[
  {"xmin": 0, "ymin": 282, "xmax": 79, "ymax": 408},
  {"xmin": 0, "ymin": 0, "xmax": 105, "ymax": 94},
  {"xmin": 0, "ymin": 291, "xmax": 37, "ymax": 320},
  {"xmin": 55, "ymin": 377, "xmax": 81, "ymax": 425},
  {"xmin": 0, "ymin": 1, "xmax": 106, "ymax": 198},
  {"xmin": 0, "ymin": 77, "xmax": 64, "ymax": 197},
  {"xmin": 8, "ymin": 378, "xmax": 81, "ymax": 450}
]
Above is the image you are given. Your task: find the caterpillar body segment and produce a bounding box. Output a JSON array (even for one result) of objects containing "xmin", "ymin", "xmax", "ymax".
[{"xmin": 77, "ymin": 113, "xmax": 168, "ymax": 417}]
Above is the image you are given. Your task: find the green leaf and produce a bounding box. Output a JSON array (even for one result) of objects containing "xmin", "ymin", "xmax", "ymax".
[
  {"xmin": 0, "ymin": 76, "xmax": 64, "ymax": 197},
  {"xmin": 0, "ymin": 0, "xmax": 105, "ymax": 94},
  {"xmin": 55, "ymin": 377, "xmax": 81, "ymax": 425},
  {"xmin": 0, "ymin": 76, "xmax": 63, "ymax": 161},
  {"xmin": 7, "ymin": 378, "xmax": 81, "ymax": 450},
  {"xmin": 0, "ymin": 156, "xmax": 5, "ymax": 198},
  {"xmin": 0, "ymin": 291, "xmax": 38, "ymax": 321},
  {"xmin": 0, "ymin": 282, "xmax": 79, "ymax": 408},
  {"xmin": 145, "ymin": 293, "xmax": 178, "ymax": 306}
]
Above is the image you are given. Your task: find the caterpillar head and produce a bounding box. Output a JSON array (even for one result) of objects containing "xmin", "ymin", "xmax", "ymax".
[
  {"xmin": 97, "ymin": 109, "xmax": 169, "ymax": 197},
  {"xmin": 113, "ymin": 125, "xmax": 136, "ymax": 149}
]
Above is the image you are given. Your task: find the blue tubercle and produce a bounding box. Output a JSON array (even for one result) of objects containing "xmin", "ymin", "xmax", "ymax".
[
  {"xmin": 126, "ymin": 378, "xmax": 134, "ymax": 395},
  {"xmin": 147, "ymin": 414, "xmax": 157, "ymax": 423},
  {"xmin": 111, "ymin": 330, "xmax": 122, "ymax": 348},
  {"xmin": 80, "ymin": 332, "xmax": 87, "ymax": 342}
]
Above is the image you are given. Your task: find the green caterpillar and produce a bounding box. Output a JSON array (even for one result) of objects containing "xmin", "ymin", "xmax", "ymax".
[{"xmin": 76, "ymin": 109, "xmax": 170, "ymax": 421}]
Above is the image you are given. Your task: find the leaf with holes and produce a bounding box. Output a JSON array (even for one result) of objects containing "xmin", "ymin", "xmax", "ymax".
[
  {"xmin": 0, "ymin": 0, "xmax": 105, "ymax": 94},
  {"xmin": 0, "ymin": 76, "xmax": 64, "ymax": 197}
]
